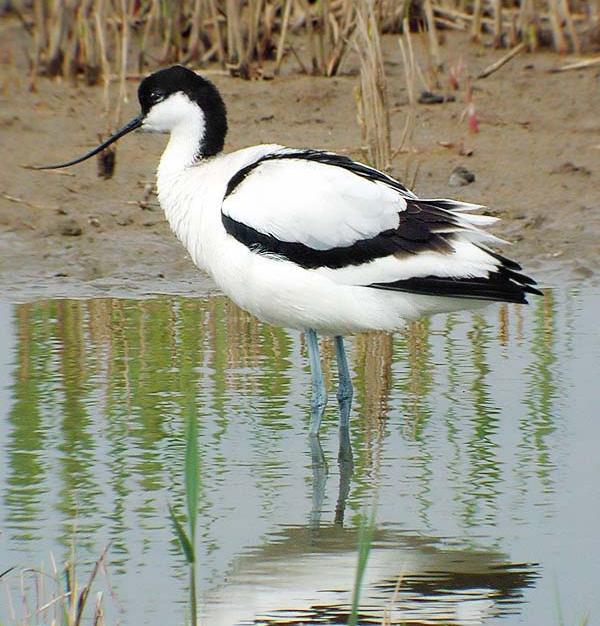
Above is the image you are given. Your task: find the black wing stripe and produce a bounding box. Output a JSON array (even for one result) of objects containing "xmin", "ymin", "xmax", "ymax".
[
  {"xmin": 223, "ymin": 213, "xmax": 405, "ymax": 269},
  {"xmin": 222, "ymin": 196, "xmax": 461, "ymax": 270},
  {"xmin": 224, "ymin": 149, "xmax": 413, "ymax": 199}
]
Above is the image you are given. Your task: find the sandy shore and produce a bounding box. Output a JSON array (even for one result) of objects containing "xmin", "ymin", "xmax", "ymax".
[{"xmin": 1, "ymin": 17, "xmax": 599, "ymax": 301}]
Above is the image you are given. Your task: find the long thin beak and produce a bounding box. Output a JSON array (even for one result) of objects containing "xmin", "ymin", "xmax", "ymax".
[{"xmin": 34, "ymin": 116, "xmax": 143, "ymax": 170}]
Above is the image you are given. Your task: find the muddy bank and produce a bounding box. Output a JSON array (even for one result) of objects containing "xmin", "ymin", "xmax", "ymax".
[{"xmin": 1, "ymin": 18, "xmax": 600, "ymax": 302}]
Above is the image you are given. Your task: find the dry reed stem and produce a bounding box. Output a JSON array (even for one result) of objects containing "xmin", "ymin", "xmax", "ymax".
[
  {"xmin": 3, "ymin": 545, "xmax": 110, "ymax": 626},
  {"xmin": 209, "ymin": 0, "xmax": 225, "ymax": 66},
  {"xmin": 94, "ymin": 2, "xmax": 111, "ymax": 124},
  {"xmin": 111, "ymin": 0, "xmax": 128, "ymax": 131},
  {"xmin": 46, "ymin": 0, "xmax": 66, "ymax": 75},
  {"xmin": 493, "ymin": 0, "xmax": 502, "ymax": 43},
  {"xmin": 550, "ymin": 55, "xmax": 600, "ymax": 70},
  {"xmin": 226, "ymin": 0, "xmax": 243, "ymax": 64},
  {"xmin": 354, "ymin": 0, "xmax": 391, "ymax": 171},
  {"xmin": 548, "ymin": 0, "xmax": 569, "ymax": 52},
  {"xmin": 423, "ymin": 0, "xmax": 441, "ymax": 68},
  {"xmin": 395, "ymin": 19, "xmax": 417, "ymax": 156},
  {"xmin": 275, "ymin": 0, "xmax": 293, "ymax": 72},
  {"xmin": 183, "ymin": 0, "xmax": 204, "ymax": 63},
  {"xmin": 381, "ymin": 569, "xmax": 405, "ymax": 626},
  {"xmin": 470, "ymin": 0, "xmax": 483, "ymax": 40},
  {"xmin": 17, "ymin": 0, "xmax": 600, "ymax": 84},
  {"xmin": 559, "ymin": 0, "xmax": 581, "ymax": 53}
]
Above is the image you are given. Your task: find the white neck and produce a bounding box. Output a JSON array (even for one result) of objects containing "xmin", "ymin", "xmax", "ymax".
[
  {"xmin": 157, "ymin": 116, "xmax": 204, "ymax": 182},
  {"xmin": 156, "ymin": 116, "xmax": 205, "ymax": 240}
]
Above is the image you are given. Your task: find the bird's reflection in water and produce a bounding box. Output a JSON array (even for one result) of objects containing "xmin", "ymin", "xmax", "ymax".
[
  {"xmin": 205, "ymin": 417, "xmax": 537, "ymax": 626},
  {"xmin": 202, "ymin": 521, "xmax": 538, "ymax": 625},
  {"xmin": 309, "ymin": 425, "xmax": 354, "ymax": 530}
]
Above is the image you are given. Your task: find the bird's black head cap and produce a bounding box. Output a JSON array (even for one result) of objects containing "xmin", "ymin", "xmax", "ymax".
[{"xmin": 139, "ymin": 65, "xmax": 228, "ymax": 157}]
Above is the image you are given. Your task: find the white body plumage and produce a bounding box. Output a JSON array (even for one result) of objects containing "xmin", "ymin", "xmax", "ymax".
[{"xmin": 155, "ymin": 123, "xmax": 505, "ymax": 334}]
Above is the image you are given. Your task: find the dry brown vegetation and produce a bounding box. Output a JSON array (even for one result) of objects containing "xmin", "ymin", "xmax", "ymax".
[
  {"xmin": 1, "ymin": 545, "xmax": 112, "ymax": 626},
  {"xmin": 6, "ymin": 0, "xmax": 598, "ymax": 167},
  {"xmin": 10, "ymin": 0, "xmax": 600, "ymax": 86}
]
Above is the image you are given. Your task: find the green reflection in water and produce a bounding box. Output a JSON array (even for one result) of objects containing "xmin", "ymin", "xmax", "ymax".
[
  {"xmin": 463, "ymin": 313, "xmax": 501, "ymax": 528},
  {"xmin": 7, "ymin": 303, "xmax": 53, "ymax": 540},
  {"xmin": 3, "ymin": 292, "xmax": 563, "ymax": 558},
  {"xmin": 522, "ymin": 291, "xmax": 558, "ymax": 492},
  {"xmin": 398, "ymin": 319, "xmax": 434, "ymax": 442},
  {"xmin": 442, "ymin": 314, "xmax": 464, "ymax": 516}
]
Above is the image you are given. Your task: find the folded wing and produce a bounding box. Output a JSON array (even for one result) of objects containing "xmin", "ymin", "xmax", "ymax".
[{"xmin": 221, "ymin": 149, "xmax": 540, "ymax": 304}]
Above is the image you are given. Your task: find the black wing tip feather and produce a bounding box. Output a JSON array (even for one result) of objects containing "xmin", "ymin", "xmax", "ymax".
[{"xmin": 370, "ymin": 266, "xmax": 542, "ymax": 305}]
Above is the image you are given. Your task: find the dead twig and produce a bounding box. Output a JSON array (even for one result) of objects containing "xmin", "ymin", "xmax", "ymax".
[
  {"xmin": 550, "ymin": 56, "xmax": 600, "ymax": 71},
  {"xmin": 477, "ymin": 41, "xmax": 527, "ymax": 79},
  {"xmin": 1, "ymin": 191, "xmax": 58, "ymax": 210}
]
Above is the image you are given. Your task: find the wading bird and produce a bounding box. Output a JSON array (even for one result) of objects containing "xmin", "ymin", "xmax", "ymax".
[{"xmin": 39, "ymin": 65, "xmax": 540, "ymax": 437}]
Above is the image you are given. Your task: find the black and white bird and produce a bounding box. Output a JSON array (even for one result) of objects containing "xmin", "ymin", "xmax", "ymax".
[{"xmin": 40, "ymin": 65, "xmax": 540, "ymax": 436}]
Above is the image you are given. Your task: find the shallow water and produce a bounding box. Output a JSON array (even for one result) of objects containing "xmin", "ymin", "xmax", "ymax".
[{"xmin": 0, "ymin": 285, "xmax": 598, "ymax": 625}]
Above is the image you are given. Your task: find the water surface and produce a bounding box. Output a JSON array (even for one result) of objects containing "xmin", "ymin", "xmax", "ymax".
[{"xmin": 0, "ymin": 285, "xmax": 598, "ymax": 625}]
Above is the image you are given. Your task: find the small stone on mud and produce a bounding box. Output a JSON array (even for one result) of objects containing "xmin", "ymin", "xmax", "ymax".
[
  {"xmin": 551, "ymin": 161, "xmax": 591, "ymax": 176},
  {"xmin": 60, "ymin": 218, "xmax": 82, "ymax": 236},
  {"xmin": 418, "ymin": 91, "xmax": 455, "ymax": 104},
  {"xmin": 448, "ymin": 166, "xmax": 475, "ymax": 187},
  {"xmin": 522, "ymin": 214, "xmax": 546, "ymax": 229}
]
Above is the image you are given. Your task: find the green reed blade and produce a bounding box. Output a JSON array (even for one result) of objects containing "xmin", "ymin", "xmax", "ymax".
[
  {"xmin": 348, "ymin": 510, "xmax": 376, "ymax": 626},
  {"xmin": 184, "ymin": 411, "xmax": 199, "ymax": 543},
  {"xmin": 168, "ymin": 503, "xmax": 195, "ymax": 564}
]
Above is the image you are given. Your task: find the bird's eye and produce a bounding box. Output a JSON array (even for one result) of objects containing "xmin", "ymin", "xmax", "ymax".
[{"xmin": 149, "ymin": 90, "xmax": 165, "ymax": 104}]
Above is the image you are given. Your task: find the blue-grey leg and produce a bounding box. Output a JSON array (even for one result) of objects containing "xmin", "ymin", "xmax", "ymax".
[
  {"xmin": 307, "ymin": 329, "xmax": 327, "ymax": 436},
  {"xmin": 334, "ymin": 335, "xmax": 353, "ymax": 429},
  {"xmin": 309, "ymin": 435, "xmax": 327, "ymax": 529},
  {"xmin": 334, "ymin": 424, "xmax": 353, "ymax": 526}
]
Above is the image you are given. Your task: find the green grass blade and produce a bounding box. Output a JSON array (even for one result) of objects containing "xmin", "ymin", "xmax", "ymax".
[
  {"xmin": 168, "ymin": 503, "xmax": 195, "ymax": 564},
  {"xmin": 348, "ymin": 511, "xmax": 376, "ymax": 626},
  {"xmin": 185, "ymin": 412, "xmax": 199, "ymax": 542}
]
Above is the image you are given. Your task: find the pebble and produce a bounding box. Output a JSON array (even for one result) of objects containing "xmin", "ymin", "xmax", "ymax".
[
  {"xmin": 60, "ymin": 218, "xmax": 83, "ymax": 236},
  {"xmin": 448, "ymin": 166, "xmax": 475, "ymax": 187},
  {"xmin": 551, "ymin": 161, "xmax": 591, "ymax": 176},
  {"xmin": 418, "ymin": 91, "xmax": 456, "ymax": 105}
]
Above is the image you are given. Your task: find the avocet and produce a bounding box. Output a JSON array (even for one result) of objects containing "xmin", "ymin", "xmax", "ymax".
[{"xmin": 39, "ymin": 65, "xmax": 540, "ymax": 436}]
